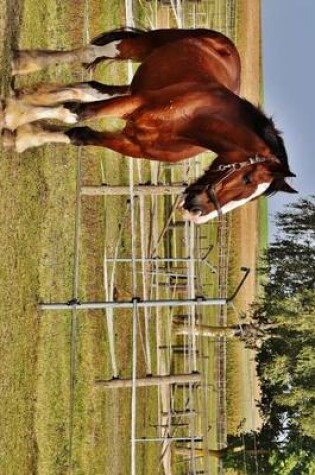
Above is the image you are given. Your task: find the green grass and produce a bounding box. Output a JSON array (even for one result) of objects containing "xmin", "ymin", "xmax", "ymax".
[
  {"xmin": 0, "ymin": 1, "xmax": 128, "ymax": 473},
  {"xmin": 258, "ymin": 192, "xmax": 269, "ymax": 252}
]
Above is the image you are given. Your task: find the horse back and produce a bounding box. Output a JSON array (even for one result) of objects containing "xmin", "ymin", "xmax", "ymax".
[{"xmin": 131, "ymin": 32, "xmax": 241, "ymax": 94}]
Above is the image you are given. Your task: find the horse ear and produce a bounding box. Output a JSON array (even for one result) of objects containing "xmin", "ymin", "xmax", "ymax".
[
  {"xmin": 279, "ymin": 180, "xmax": 298, "ymax": 194},
  {"xmin": 274, "ymin": 163, "xmax": 296, "ymax": 178},
  {"xmin": 283, "ymin": 170, "xmax": 296, "ymax": 178}
]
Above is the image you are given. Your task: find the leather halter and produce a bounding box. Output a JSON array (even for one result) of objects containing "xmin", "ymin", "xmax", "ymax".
[
  {"xmin": 210, "ymin": 155, "xmax": 268, "ymax": 173},
  {"xmin": 204, "ymin": 156, "xmax": 269, "ymax": 217}
]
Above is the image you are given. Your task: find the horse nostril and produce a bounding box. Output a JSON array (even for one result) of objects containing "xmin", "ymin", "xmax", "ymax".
[
  {"xmin": 190, "ymin": 206, "xmax": 202, "ymax": 215},
  {"xmin": 182, "ymin": 196, "xmax": 204, "ymax": 214}
]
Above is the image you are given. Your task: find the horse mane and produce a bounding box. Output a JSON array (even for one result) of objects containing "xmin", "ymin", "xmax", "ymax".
[
  {"xmin": 241, "ymin": 98, "xmax": 290, "ymax": 171},
  {"xmin": 240, "ymin": 100, "xmax": 298, "ymax": 197},
  {"xmin": 192, "ymin": 99, "xmax": 292, "ymax": 197}
]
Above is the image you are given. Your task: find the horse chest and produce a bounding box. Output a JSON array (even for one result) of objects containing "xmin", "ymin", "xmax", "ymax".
[{"xmin": 126, "ymin": 105, "xmax": 185, "ymax": 142}]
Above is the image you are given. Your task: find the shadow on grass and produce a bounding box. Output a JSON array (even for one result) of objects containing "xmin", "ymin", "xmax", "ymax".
[{"xmin": 1, "ymin": 0, "xmax": 24, "ymax": 92}]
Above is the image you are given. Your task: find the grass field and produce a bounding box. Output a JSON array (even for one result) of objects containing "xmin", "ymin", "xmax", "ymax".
[{"xmin": 0, "ymin": 0, "xmax": 264, "ymax": 474}]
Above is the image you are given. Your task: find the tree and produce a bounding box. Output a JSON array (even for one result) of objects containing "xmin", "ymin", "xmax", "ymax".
[
  {"xmin": 223, "ymin": 428, "xmax": 315, "ymax": 474},
  {"xmin": 259, "ymin": 196, "xmax": 315, "ymax": 299},
  {"xmin": 225, "ymin": 197, "xmax": 315, "ymax": 474}
]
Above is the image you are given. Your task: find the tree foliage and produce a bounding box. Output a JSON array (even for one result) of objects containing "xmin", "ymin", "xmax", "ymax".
[
  {"xmin": 261, "ymin": 196, "xmax": 315, "ymax": 299},
  {"xmin": 224, "ymin": 196, "xmax": 315, "ymax": 474}
]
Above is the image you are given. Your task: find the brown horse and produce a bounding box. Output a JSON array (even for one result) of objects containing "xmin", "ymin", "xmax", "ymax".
[{"xmin": 0, "ymin": 28, "xmax": 297, "ymax": 223}]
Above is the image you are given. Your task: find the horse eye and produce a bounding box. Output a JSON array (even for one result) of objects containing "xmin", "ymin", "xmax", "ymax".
[{"xmin": 243, "ymin": 174, "xmax": 252, "ymax": 185}]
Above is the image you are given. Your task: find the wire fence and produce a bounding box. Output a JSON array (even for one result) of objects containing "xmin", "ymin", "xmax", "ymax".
[{"xmin": 38, "ymin": 1, "xmax": 246, "ymax": 474}]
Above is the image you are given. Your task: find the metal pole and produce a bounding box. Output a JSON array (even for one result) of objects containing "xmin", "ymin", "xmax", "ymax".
[
  {"xmin": 161, "ymin": 410, "xmax": 196, "ymax": 418},
  {"xmin": 104, "ymin": 258, "xmax": 210, "ymax": 263},
  {"xmin": 134, "ymin": 436, "xmax": 203, "ymax": 443},
  {"xmin": 40, "ymin": 267, "xmax": 249, "ymax": 315},
  {"xmin": 95, "ymin": 373, "xmax": 201, "ymax": 388},
  {"xmin": 131, "ymin": 298, "xmax": 138, "ymax": 475},
  {"xmin": 81, "ymin": 184, "xmax": 185, "ymax": 196},
  {"xmin": 39, "ymin": 297, "xmax": 227, "ymax": 311},
  {"xmin": 227, "ymin": 267, "xmax": 250, "ymax": 302}
]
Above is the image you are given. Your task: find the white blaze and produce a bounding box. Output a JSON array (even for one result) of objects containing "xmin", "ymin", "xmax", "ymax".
[{"xmin": 182, "ymin": 182, "xmax": 271, "ymax": 224}]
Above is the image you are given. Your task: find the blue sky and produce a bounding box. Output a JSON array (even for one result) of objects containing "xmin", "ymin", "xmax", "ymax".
[{"xmin": 262, "ymin": 0, "xmax": 315, "ymax": 237}]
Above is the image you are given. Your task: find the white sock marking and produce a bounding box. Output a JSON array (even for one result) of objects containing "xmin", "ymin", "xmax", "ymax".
[
  {"xmin": 15, "ymin": 124, "xmax": 70, "ymax": 153},
  {"xmin": 80, "ymin": 41, "xmax": 121, "ymax": 65},
  {"xmin": 93, "ymin": 40, "xmax": 121, "ymax": 59},
  {"xmin": 4, "ymin": 99, "xmax": 78, "ymax": 129}
]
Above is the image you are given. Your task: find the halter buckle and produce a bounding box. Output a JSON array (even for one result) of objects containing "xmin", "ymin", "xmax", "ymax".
[
  {"xmin": 217, "ymin": 164, "xmax": 231, "ymax": 171},
  {"xmin": 248, "ymin": 156, "xmax": 266, "ymax": 165}
]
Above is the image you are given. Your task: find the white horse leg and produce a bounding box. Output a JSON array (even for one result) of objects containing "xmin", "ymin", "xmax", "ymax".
[
  {"xmin": 11, "ymin": 42, "xmax": 121, "ymax": 75},
  {"xmin": 0, "ymin": 100, "xmax": 4, "ymax": 131},
  {"xmin": 12, "ymin": 50, "xmax": 80, "ymax": 75},
  {"xmin": 3, "ymin": 98, "xmax": 79, "ymax": 131},
  {"xmin": 2, "ymin": 124, "xmax": 70, "ymax": 153},
  {"xmin": 14, "ymin": 82, "xmax": 130, "ymax": 106}
]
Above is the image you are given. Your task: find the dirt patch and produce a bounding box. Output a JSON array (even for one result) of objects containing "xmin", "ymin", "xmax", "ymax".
[
  {"xmin": 233, "ymin": 0, "xmax": 262, "ymax": 313},
  {"xmin": 228, "ymin": 0, "xmax": 263, "ymax": 432}
]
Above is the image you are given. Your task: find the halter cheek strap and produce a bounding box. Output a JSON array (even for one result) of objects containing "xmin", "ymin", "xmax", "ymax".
[{"xmin": 207, "ymin": 186, "xmax": 223, "ymax": 218}]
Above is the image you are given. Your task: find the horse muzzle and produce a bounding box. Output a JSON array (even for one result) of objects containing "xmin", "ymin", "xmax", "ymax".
[
  {"xmin": 178, "ymin": 192, "xmax": 217, "ymax": 223},
  {"xmin": 178, "ymin": 193, "xmax": 205, "ymax": 213}
]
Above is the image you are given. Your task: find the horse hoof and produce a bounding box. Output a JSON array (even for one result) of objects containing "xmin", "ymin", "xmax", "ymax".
[
  {"xmin": 9, "ymin": 82, "xmax": 16, "ymax": 97},
  {"xmin": 0, "ymin": 100, "xmax": 5, "ymax": 131},
  {"xmin": 11, "ymin": 50, "xmax": 30, "ymax": 76},
  {"xmin": 11, "ymin": 50, "xmax": 20, "ymax": 76},
  {"xmin": 2, "ymin": 129, "xmax": 15, "ymax": 149}
]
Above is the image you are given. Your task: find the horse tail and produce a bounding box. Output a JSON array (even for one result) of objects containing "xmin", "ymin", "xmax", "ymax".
[{"xmin": 91, "ymin": 27, "xmax": 146, "ymax": 46}]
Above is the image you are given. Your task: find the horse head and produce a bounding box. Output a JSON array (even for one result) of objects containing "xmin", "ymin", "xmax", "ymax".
[
  {"xmin": 178, "ymin": 102, "xmax": 298, "ymax": 224},
  {"xmin": 178, "ymin": 155, "xmax": 297, "ymax": 224}
]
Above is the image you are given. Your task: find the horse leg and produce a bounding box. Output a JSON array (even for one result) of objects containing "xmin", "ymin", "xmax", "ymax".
[
  {"xmin": 2, "ymin": 123, "xmax": 143, "ymax": 157},
  {"xmin": 66, "ymin": 127, "xmax": 144, "ymax": 156},
  {"xmin": 14, "ymin": 82, "xmax": 130, "ymax": 106},
  {"xmin": 12, "ymin": 28, "xmax": 231, "ymax": 75},
  {"xmin": 2, "ymin": 97, "xmax": 80, "ymax": 131},
  {"xmin": 2, "ymin": 124, "xmax": 72, "ymax": 153},
  {"xmin": 62, "ymin": 94, "xmax": 144, "ymax": 122},
  {"xmin": 12, "ymin": 29, "xmax": 145, "ymax": 75},
  {"xmin": 2, "ymin": 90, "xmax": 140, "ymax": 130}
]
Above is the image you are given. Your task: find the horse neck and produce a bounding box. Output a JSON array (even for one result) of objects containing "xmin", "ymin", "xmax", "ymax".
[{"xmin": 195, "ymin": 111, "xmax": 272, "ymax": 165}]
